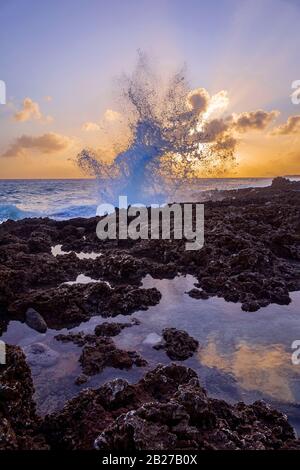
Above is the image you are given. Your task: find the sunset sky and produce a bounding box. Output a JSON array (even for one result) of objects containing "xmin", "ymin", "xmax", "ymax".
[{"xmin": 0, "ymin": 0, "xmax": 300, "ymax": 178}]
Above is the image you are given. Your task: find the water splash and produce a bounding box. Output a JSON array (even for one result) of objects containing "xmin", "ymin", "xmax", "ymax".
[{"xmin": 77, "ymin": 52, "xmax": 236, "ymax": 205}]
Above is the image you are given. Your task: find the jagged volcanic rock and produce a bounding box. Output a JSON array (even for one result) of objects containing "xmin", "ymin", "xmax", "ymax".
[
  {"xmin": 154, "ymin": 328, "xmax": 199, "ymax": 360},
  {"xmin": 0, "ymin": 179, "xmax": 299, "ymax": 330},
  {"xmin": 0, "ymin": 344, "xmax": 48, "ymax": 449},
  {"xmin": 41, "ymin": 363, "xmax": 300, "ymax": 450},
  {"xmin": 55, "ymin": 328, "xmax": 147, "ymax": 382}
]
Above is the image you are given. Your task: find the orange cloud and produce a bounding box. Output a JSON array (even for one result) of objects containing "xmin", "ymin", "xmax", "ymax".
[
  {"xmin": 2, "ymin": 132, "xmax": 74, "ymax": 158},
  {"xmin": 14, "ymin": 97, "xmax": 53, "ymax": 123},
  {"xmin": 195, "ymin": 109, "xmax": 279, "ymax": 152},
  {"xmin": 233, "ymin": 110, "xmax": 279, "ymax": 133},
  {"xmin": 272, "ymin": 115, "xmax": 300, "ymax": 135}
]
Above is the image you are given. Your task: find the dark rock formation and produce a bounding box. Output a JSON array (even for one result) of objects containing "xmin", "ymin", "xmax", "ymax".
[
  {"xmin": 79, "ymin": 338, "xmax": 147, "ymax": 377},
  {"xmin": 41, "ymin": 364, "xmax": 202, "ymax": 449},
  {"xmin": 1, "ymin": 179, "xmax": 300, "ymax": 450},
  {"xmin": 55, "ymin": 319, "xmax": 140, "ymax": 346},
  {"xmin": 8, "ymin": 282, "xmax": 161, "ymax": 330},
  {"xmin": 42, "ymin": 363, "xmax": 300, "ymax": 450},
  {"xmin": 271, "ymin": 176, "xmax": 294, "ymax": 188},
  {"xmin": 94, "ymin": 319, "xmax": 140, "ymax": 337},
  {"xmin": 0, "ymin": 178, "xmax": 299, "ymax": 332},
  {"xmin": 55, "ymin": 329, "xmax": 147, "ymax": 382},
  {"xmin": 95, "ymin": 391, "xmax": 296, "ymax": 451},
  {"xmin": 187, "ymin": 288, "xmax": 209, "ymax": 300},
  {"xmin": 2, "ymin": 350, "xmax": 300, "ymax": 451},
  {"xmin": 154, "ymin": 328, "xmax": 199, "ymax": 360},
  {"xmin": 0, "ymin": 344, "xmax": 48, "ymax": 450},
  {"xmin": 25, "ymin": 307, "xmax": 47, "ymax": 333}
]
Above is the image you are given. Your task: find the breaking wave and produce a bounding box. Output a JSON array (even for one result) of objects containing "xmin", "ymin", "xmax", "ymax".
[
  {"xmin": 76, "ymin": 52, "xmax": 236, "ymax": 206},
  {"xmin": 0, "ymin": 204, "xmax": 36, "ymax": 223},
  {"xmin": 0, "ymin": 202, "xmax": 98, "ymax": 223}
]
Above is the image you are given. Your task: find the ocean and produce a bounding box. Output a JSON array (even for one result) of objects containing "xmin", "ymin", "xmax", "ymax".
[{"xmin": 1, "ymin": 177, "xmax": 298, "ymax": 223}]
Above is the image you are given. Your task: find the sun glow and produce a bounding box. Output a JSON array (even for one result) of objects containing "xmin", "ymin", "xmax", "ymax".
[{"xmin": 204, "ymin": 90, "xmax": 229, "ymax": 120}]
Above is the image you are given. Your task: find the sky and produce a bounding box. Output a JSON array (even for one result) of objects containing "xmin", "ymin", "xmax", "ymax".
[{"xmin": 0, "ymin": 0, "xmax": 300, "ymax": 178}]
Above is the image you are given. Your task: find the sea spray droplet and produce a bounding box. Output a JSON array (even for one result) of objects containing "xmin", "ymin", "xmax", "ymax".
[{"xmin": 76, "ymin": 52, "xmax": 236, "ymax": 206}]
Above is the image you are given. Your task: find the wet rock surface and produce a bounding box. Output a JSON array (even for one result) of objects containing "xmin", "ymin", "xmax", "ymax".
[
  {"xmin": 25, "ymin": 307, "xmax": 48, "ymax": 333},
  {"xmin": 0, "ymin": 345, "xmax": 48, "ymax": 449},
  {"xmin": 42, "ymin": 363, "xmax": 300, "ymax": 450},
  {"xmin": 187, "ymin": 288, "xmax": 209, "ymax": 300},
  {"xmin": 79, "ymin": 339, "xmax": 147, "ymax": 378},
  {"xmin": 94, "ymin": 318, "xmax": 140, "ymax": 336},
  {"xmin": 95, "ymin": 391, "xmax": 296, "ymax": 451},
  {"xmin": 55, "ymin": 319, "xmax": 139, "ymax": 346},
  {"xmin": 1, "ymin": 347, "xmax": 300, "ymax": 450},
  {"xmin": 7, "ymin": 282, "xmax": 161, "ymax": 330},
  {"xmin": 0, "ymin": 179, "xmax": 299, "ymax": 336},
  {"xmin": 154, "ymin": 328, "xmax": 199, "ymax": 360},
  {"xmin": 55, "ymin": 324, "xmax": 147, "ymax": 382},
  {"xmin": 1, "ymin": 179, "xmax": 300, "ymax": 450}
]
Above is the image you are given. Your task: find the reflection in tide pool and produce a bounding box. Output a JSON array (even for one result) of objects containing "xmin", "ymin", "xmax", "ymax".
[
  {"xmin": 116, "ymin": 275, "xmax": 300, "ymax": 432},
  {"xmin": 2, "ymin": 274, "xmax": 300, "ymax": 432},
  {"xmin": 51, "ymin": 244, "xmax": 102, "ymax": 260},
  {"xmin": 199, "ymin": 340, "xmax": 297, "ymax": 402},
  {"xmin": 119, "ymin": 276, "xmax": 300, "ymax": 402}
]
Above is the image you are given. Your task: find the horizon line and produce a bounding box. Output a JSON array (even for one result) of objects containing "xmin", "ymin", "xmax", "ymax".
[{"xmin": 0, "ymin": 175, "xmax": 299, "ymax": 181}]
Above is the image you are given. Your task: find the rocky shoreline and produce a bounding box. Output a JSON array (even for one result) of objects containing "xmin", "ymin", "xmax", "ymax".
[
  {"xmin": 1, "ymin": 177, "xmax": 299, "ymax": 334},
  {"xmin": 0, "ymin": 177, "xmax": 300, "ymax": 450},
  {"xmin": 1, "ymin": 344, "xmax": 300, "ymax": 450}
]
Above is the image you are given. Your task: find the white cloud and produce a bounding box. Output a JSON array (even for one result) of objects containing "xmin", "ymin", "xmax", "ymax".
[
  {"xmin": 104, "ymin": 109, "xmax": 122, "ymax": 122},
  {"xmin": 82, "ymin": 110, "xmax": 122, "ymax": 132},
  {"xmin": 82, "ymin": 121, "xmax": 101, "ymax": 132}
]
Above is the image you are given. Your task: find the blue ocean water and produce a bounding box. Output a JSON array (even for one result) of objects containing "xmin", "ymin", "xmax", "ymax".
[
  {"xmin": 0, "ymin": 177, "xmax": 299, "ymax": 223},
  {"xmin": 0, "ymin": 179, "xmax": 99, "ymax": 222}
]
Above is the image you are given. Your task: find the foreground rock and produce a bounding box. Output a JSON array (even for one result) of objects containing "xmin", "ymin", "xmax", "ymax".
[
  {"xmin": 94, "ymin": 318, "xmax": 140, "ymax": 337},
  {"xmin": 95, "ymin": 390, "xmax": 296, "ymax": 451},
  {"xmin": 55, "ymin": 326, "xmax": 147, "ymax": 383},
  {"xmin": 42, "ymin": 363, "xmax": 300, "ymax": 450},
  {"xmin": 25, "ymin": 307, "xmax": 47, "ymax": 333},
  {"xmin": 1, "ymin": 350, "xmax": 300, "ymax": 451},
  {"xmin": 154, "ymin": 328, "xmax": 199, "ymax": 360},
  {"xmin": 79, "ymin": 338, "xmax": 147, "ymax": 377},
  {"xmin": 55, "ymin": 319, "xmax": 140, "ymax": 346},
  {"xmin": 187, "ymin": 288, "xmax": 209, "ymax": 300},
  {"xmin": 0, "ymin": 345, "xmax": 48, "ymax": 449}
]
